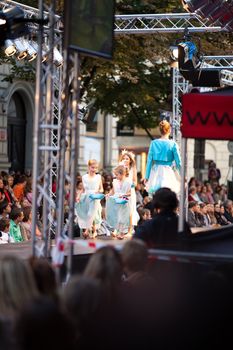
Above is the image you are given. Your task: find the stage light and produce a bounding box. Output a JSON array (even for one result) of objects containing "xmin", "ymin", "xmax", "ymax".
[
  {"xmin": 178, "ymin": 41, "xmax": 201, "ymax": 71},
  {"xmin": 53, "ymin": 47, "xmax": 63, "ymax": 67},
  {"xmin": 26, "ymin": 41, "xmax": 38, "ymax": 62},
  {"xmin": 170, "ymin": 45, "xmax": 179, "ymax": 61},
  {"xmin": 0, "ymin": 6, "xmax": 29, "ymax": 46},
  {"xmin": 4, "ymin": 39, "xmax": 16, "ymax": 56},
  {"xmin": 14, "ymin": 38, "xmax": 27, "ymax": 60},
  {"xmin": 181, "ymin": 0, "xmax": 206, "ymax": 13}
]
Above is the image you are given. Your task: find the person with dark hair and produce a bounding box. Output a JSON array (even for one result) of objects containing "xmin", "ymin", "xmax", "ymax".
[
  {"xmin": 144, "ymin": 120, "xmax": 181, "ymax": 197},
  {"xmin": 0, "ymin": 218, "xmax": 10, "ymax": 244},
  {"xmin": 0, "ymin": 200, "xmax": 11, "ymax": 219},
  {"xmin": 9, "ymin": 207, "xmax": 24, "ymax": 242},
  {"xmin": 28, "ymin": 257, "xmax": 58, "ymax": 302},
  {"xmin": 14, "ymin": 297, "xmax": 75, "ymax": 350},
  {"xmin": 134, "ymin": 188, "xmax": 191, "ymax": 247}
]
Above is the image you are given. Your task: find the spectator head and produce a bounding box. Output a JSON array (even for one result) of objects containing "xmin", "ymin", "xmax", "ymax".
[
  {"xmin": 0, "ymin": 256, "xmax": 38, "ymax": 318},
  {"xmin": 188, "ymin": 201, "xmax": 198, "ymax": 210},
  {"xmin": 0, "ymin": 200, "xmax": 11, "ymax": 215},
  {"xmin": 63, "ymin": 275, "xmax": 102, "ymax": 338},
  {"xmin": 9, "ymin": 207, "xmax": 24, "ymax": 223},
  {"xmin": 0, "ymin": 218, "xmax": 10, "ymax": 233},
  {"xmin": 152, "ymin": 188, "xmax": 178, "ymax": 213},
  {"xmin": 14, "ymin": 296, "xmax": 75, "ymax": 350},
  {"xmin": 121, "ymin": 239, "xmax": 148, "ymax": 275},
  {"xmin": 84, "ymin": 246, "xmax": 123, "ymax": 301},
  {"xmin": 28, "ymin": 257, "xmax": 57, "ymax": 301}
]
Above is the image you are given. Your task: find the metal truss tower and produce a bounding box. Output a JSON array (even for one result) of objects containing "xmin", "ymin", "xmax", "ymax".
[{"xmin": 1, "ymin": 1, "xmax": 233, "ymax": 263}]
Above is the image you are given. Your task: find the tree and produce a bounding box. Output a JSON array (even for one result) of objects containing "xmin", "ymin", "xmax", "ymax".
[{"xmin": 1, "ymin": 0, "xmax": 233, "ymax": 138}]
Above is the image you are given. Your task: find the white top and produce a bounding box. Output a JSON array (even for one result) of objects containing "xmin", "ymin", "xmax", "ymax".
[{"xmin": 82, "ymin": 173, "xmax": 102, "ymax": 194}]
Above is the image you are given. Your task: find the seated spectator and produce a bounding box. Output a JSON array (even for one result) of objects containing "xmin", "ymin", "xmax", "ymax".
[
  {"xmin": 134, "ymin": 188, "xmax": 191, "ymax": 247},
  {"xmin": 20, "ymin": 206, "xmax": 41, "ymax": 241},
  {"xmin": 188, "ymin": 186, "xmax": 202, "ymax": 203},
  {"xmin": 198, "ymin": 203, "xmax": 211, "ymax": 227},
  {"xmin": 0, "ymin": 200, "xmax": 11, "ymax": 220},
  {"xmin": 28, "ymin": 257, "xmax": 58, "ymax": 302},
  {"xmin": 214, "ymin": 203, "xmax": 230, "ymax": 226},
  {"xmin": 0, "ymin": 256, "xmax": 38, "ymax": 319},
  {"xmin": 199, "ymin": 185, "xmax": 209, "ymax": 203},
  {"xmin": 9, "ymin": 207, "xmax": 24, "ymax": 242},
  {"xmin": 205, "ymin": 182, "xmax": 215, "ymax": 204},
  {"xmin": 223, "ymin": 200, "xmax": 233, "ymax": 223},
  {"xmin": 137, "ymin": 208, "xmax": 151, "ymax": 226},
  {"xmin": 187, "ymin": 201, "xmax": 203, "ymax": 228},
  {"xmin": 206, "ymin": 203, "xmax": 218, "ymax": 226},
  {"xmin": 0, "ymin": 218, "xmax": 11, "ymax": 244},
  {"xmin": 121, "ymin": 239, "xmax": 153, "ymax": 287},
  {"xmin": 63, "ymin": 275, "xmax": 103, "ymax": 348},
  {"xmin": 13, "ymin": 175, "xmax": 27, "ymax": 203},
  {"xmin": 14, "ymin": 296, "xmax": 75, "ymax": 350}
]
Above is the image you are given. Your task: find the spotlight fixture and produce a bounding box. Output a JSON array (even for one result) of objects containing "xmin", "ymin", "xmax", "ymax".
[
  {"xmin": 14, "ymin": 38, "xmax": 27, "ymax": 60},
  {"xmin": 170, "ymin": 44, "xmax": 179, "ymax": 61},
  {"xmin": 4, "ymin": 39, "xmax": 16, "ymax": 56},
  {"xmin": 0, "ymin": 6, "xmax": 29, "ymax": 46},
  {"xmin": 177, "ymin": 40, "xmax": 220, "ymax": 87},
  {"xmin": 53, "ymin": 47, "xmax": 63, "ymax": 67},
  {"xmin": 26, "ymin": 41, "xmax": 38, "ymax": 62}
]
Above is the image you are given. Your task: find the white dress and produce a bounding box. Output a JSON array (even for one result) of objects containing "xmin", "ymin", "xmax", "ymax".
[
  {"xmin": 128, "ymin": 168, "xmax": 140, "ymax": 226},
  {"xmin": 75, "ymin": 173, "xmax": 102, "ymax": 229},
  {"xmin": 106, "ymin": 178, "xmax": 131, "ymax": 234}
]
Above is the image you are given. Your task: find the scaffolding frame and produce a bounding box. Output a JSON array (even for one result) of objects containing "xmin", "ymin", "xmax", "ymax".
[{"xmin": 1, "ymin": 1, "xmax": 233, "ymax": 266}]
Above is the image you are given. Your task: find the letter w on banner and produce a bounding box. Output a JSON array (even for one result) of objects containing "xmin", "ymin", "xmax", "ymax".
[{"xmin": 181, "ymin": 92, "xmax": 233, "ymax": 140}]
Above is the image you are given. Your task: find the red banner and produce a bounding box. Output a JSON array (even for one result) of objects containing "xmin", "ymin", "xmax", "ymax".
[{"xmin": 181, "ymin": 93, "xmax": 233, "ymax": 140}]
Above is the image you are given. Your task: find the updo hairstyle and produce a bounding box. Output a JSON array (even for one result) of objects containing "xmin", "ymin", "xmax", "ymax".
[{"xmin": 159, "ymin": 120, "xmax": 171, "ymax": 136}]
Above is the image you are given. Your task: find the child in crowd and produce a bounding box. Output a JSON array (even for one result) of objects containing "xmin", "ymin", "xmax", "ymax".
[
  {"xmin": 75, "ymin": 159, "xmax": 103, "ymax": 239},
  {"xmin": 106, "ymin": 165, "xmax": 131, "ymax": 239},
  {"xmin": 0, "ymin": 217, "xmax": 11, "ymax": 244},
  {"xmin": 9, "ymin": 207, "xmax": 24, "ymax": 242}
]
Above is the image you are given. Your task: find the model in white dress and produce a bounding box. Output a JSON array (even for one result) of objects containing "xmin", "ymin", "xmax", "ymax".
[
  {"xmin": 106, "ymin": 165, "xmax": 131, "ymax": 239},
  {"xmin": 75, "ymin": 160, "xmax": 103, "ymax": 238},
  {"xmin": 119, "ymin": 150, "xmax": 140, "ymax": 230}
]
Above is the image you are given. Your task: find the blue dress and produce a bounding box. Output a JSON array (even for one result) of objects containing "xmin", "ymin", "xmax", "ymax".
[
  {"xmin": 145, "ymin": 138, "xmax": 181, "ymax": 195},
  {"xmin": 75, "ymin": 173, "xmax": 102, "ymax": 229},
  {"xmin": 106, "ymin": 178, "xmax": 131, "ymax": 234}
]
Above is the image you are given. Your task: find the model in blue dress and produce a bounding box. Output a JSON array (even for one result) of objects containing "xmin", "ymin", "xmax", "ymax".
[
  {"xmin": 75, "ymin": 159, "xmax": 103, "ymax": 239},
  {"xmin": 145, "ymin": 120, "xmax": 181, "ymax": 196},
  {"xmin": 106, "ymin": 165, "xmax": 131, "ymax": 239}
]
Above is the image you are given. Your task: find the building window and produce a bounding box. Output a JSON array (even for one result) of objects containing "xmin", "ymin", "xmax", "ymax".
[{"xmin": 86, "ymin": 108, "xmax": 98, "ymax": 132}]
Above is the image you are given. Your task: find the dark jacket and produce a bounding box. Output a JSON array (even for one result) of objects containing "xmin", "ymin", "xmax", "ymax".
[{"xmin": 134, "ymin": 211, "xmax": 191, "ymax": 248}]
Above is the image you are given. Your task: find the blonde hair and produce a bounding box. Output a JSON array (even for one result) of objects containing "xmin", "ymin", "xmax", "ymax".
[
  {"xmin": 0, "ymin": 256, "xmax": 39, "ymax": 317},
  {"xmin": 119, "ymin": 149, "xmax": 135, "ymax": 168},
  {"xmin": 88, "ymin": 159, "xmax": 98, "ymax": 167},
  {"xmin": 159, "ymin": 120, "xmax": 171, "ymax": 136}
]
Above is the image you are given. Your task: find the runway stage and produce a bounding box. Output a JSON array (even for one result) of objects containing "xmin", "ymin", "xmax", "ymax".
[{"xmin": 1, "ymin": 224, "xmax": 233, "ymax": 273}]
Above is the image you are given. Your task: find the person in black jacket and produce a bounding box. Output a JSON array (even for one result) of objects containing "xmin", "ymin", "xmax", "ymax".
[{"xmin": 133, "ymin": 187, "xmax": 191, "ymax": 248}]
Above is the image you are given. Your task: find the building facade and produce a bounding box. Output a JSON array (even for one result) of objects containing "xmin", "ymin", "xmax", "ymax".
[{"xmin": 0, "ymin": 63, "xmax": 231, "ymax": 186}]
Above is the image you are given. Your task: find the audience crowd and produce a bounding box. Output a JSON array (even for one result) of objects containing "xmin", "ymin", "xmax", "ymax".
[{"xmin": 0, "ymin": 160, "xmax": 233, "ymax": 349}]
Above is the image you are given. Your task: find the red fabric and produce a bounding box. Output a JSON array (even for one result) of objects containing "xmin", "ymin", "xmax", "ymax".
[{"xmin": 181, "ymin": 93, "xmax": 233, "ymax": 140}]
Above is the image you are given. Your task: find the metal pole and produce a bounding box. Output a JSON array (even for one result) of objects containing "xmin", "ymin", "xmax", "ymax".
[
  {"xmin": 42, "ymin": 0, "xmax": 55, "ymax": 257},
  {"xmin": 66, "ymin": 52, "xmax": 80, "ymax": 281},
  {"xmin": 178, "ymin": 137, "xmax": 187, "ymax": 233},
  {"xmin": 31, "ymin": 0, "xmax": 43, "ymax": 256}
]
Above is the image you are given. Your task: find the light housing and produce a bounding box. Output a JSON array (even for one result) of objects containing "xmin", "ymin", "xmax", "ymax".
[
  {"xmin": 4, "ymin": 39, "xmax": 16, "ymax": 56},
  {"xmin": 14, "ymin": 38, "xmax": 27, "ymax": 60}
]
